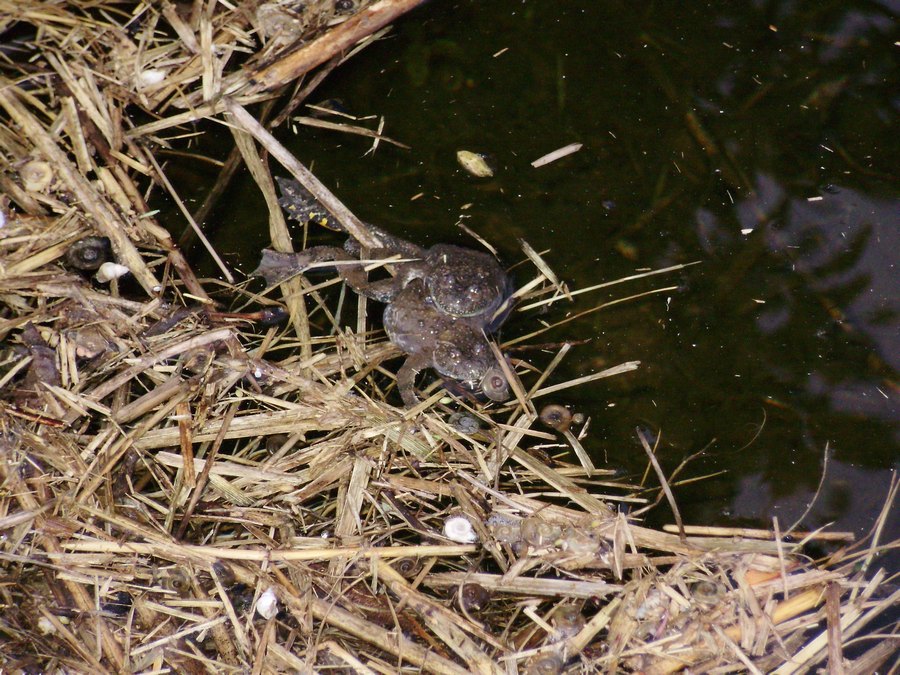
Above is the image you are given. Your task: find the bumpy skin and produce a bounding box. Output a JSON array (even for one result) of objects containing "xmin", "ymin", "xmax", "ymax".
[
  {"xmin": 384, "ymin": 279, "xmax": 509, "ymax": 406},
  {"xmin": 424, "ymin": 245, "xmax": 511, "ymax": 323},
  {"xmin": 253, "ymin": 178, "xmax": 513, "ymax": 405}
]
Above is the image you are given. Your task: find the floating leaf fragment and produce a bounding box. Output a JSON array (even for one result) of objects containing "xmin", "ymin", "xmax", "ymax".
[{"xmin": 456, "ymin": 150, "xmax": 495, "ymax": 178}]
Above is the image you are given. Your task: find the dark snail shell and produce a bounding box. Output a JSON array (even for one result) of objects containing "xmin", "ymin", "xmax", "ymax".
[
  {"xmin": 210, "ymin": 561, "xmax": 236, "ymax": 586},
  {"xmin": 265, "ymin": 434, "xmax": 289, "ymax": 454},
  {"xmin": 449, "ymin": 411, "xmax": 481, "ymax": 434},
  {"xmin": 101, "ymin": 590, "xmax": 133, "ymax": 617},
  {"xmin": 552, "ymin": 603, "xmax": 585, "ymax": 637},
  {"xmin": 457, "ymin": 583, "xmax": 491, "ymax": 613},
  {"xmin": 539, "ymin": 404, "xmax": 573, "ymax": 432},
  {"xmin": 66, "ymin": 236, "xmax": 112, "ymax": 271},
  {"xmin": 394, "ymin": 557, "xmax": 423, "ymax": 579}
]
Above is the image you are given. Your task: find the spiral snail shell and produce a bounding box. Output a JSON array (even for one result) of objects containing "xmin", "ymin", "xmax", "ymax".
[
  {"xmin": 161, "ymin": 568, "xmax": 191, "ymax": 594},
  {"xmin": 457, "ymin": 583, "xmax": 491, "ymax": 612},
  {"xmin": 393, "ymin": 557, "xmax": 423, "ymax": 579},
  {"xmin": 449, "ymin": 411, "xmax": 481, "ymax": 434},
  {"xmin": 21, "ymin": 160, "xmax": 54, "ymax": 193},
  {"xmin": 66, "ymin": 236, "xmax": 112, "ymax": 271},
  {"xmin": 691, "ymin": 580, "xmax": 725, "ymax": 607},
  {"xmin": 520, "ymin": 517, "xmax": 562, "ymax": 548},
  {"xmin": 538, "ymin": 404, "xmax": 573, "ymax": 432},
  {"xmin": 551, "ymin": 603, "xmax": 585, "ymax": 638},
  {"xmin": 523, "ymin": 652, "xmax": 564, "ymax": 675},
  {"xmin": 480, "ymin": 366, "xmax": 509, "ymax": 402}
]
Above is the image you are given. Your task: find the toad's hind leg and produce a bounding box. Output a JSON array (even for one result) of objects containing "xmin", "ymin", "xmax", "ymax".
[{"xmin": 253, "ymin": 247, "xmax": 393, "ymax": 301}]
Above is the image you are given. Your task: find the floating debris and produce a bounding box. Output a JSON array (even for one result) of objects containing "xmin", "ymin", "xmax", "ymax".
[
  {"xmin": 531, "ymin": 142, "xmax": 583, "ymax": 168},
  {"xmin": 457, "ymin": 149, "xmax": 495, "ymax": 177}
]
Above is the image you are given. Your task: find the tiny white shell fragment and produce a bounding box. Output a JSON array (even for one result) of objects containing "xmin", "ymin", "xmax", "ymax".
[
  {"xmin": 443, "ymin": 515, "xmax": 478, "ymax": 543},
  {"xmin": 256, "ymin": 587, "xmax": 278, "ymax": 619},
  {"xmin": 95, "ymin": 262, "xmax": 130, "ymax": 283},
  {"xmin": 137, "ymin": 69, "xmax": 166, "ymax": 87},
  {"xmin": 456, "ymin": 150, "xmax": 495, "ymax": 178},
  {"xmin": 37, "ymin": 616, "xmax": 56, "ymax": 635}
]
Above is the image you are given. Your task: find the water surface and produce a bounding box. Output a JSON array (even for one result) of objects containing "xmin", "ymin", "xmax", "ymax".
[{"xmin": 206, "ymin": 0, "xmax": 898, "ymax": 545}]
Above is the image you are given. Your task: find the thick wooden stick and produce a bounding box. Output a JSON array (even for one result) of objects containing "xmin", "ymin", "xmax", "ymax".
[{"xmin": 245, "ymin": 0, "xmax": 427, "ymax": 95}]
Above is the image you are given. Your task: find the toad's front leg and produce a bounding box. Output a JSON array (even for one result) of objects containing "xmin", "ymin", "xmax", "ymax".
[{"xmin": 396, "ymin": 352, "xmax": 432, "ymax": 408}]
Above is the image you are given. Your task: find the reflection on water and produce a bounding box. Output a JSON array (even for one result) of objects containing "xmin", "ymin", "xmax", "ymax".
[
  {"xmin": 731, "ymin": 460, "xmax": 894, "ymax": 537},
  {"xmin": 203, "ymin": 1, "xmax": 897, "ymax": 541}
]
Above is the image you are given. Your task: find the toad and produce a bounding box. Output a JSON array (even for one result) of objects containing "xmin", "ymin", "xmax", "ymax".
[
  {"xmin": 252, "ymin": 178, "xmax": 514, "ymax": 405},
  {"xmin": 258, "ymin": 179, "xmax": 513, "ymax": 325},
  {"xmin": 383, "ymin": 278, "xmax": 509, "ymax": 406}
]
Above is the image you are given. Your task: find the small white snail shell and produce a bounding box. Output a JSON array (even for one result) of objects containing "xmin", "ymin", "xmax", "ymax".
[
  {"xmin": 137, "ymin": 68, "xmax": 166, "ymax": 88},
  {"xmin": 21, "ymin": 160, "xmax": 54, "ymax": 193},
  {"xmin": 37, "ymin": 616, "xmax": 57, "ymax": 635},
  {"xmin": 443, "ymin": 515, "xmax": 478, "ymax": 543},
  {"xmin": 94, "ymin": 262, "xmax": 130, "ymax": 283},
  {"xmin": 256, "ymin": 587, "xmax": 278, "ymax": 619}
]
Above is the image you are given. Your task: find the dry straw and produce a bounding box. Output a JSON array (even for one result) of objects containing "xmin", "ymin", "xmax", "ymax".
[{"xmin": 0, "ymin": 1, "xmax": 896, "ymax": 673}]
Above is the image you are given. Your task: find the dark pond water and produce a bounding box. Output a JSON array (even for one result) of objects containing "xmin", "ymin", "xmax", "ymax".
[{"xmin": 194, "ymin": 1, "xmax": 898, "ymax": 547}]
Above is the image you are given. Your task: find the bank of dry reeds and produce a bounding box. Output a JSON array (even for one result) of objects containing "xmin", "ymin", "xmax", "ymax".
[{"xmin": 1, "ymin": 1, "xmax": 897, "ymax": 672}]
